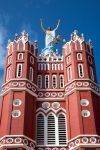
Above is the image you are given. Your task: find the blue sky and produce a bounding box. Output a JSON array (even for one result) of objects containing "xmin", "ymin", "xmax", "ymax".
[{"xmin": 0, "ymin": 0, "xmax": 100, "ymax": 90}]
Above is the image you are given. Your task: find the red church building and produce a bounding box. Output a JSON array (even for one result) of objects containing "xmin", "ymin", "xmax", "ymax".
[{"xmin": 0, "ymin": 24, "xmax": 100, "ymax": 150}]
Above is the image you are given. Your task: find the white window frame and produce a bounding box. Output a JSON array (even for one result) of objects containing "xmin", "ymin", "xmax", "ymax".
[
  {"xmin": 52, "ymin": 75, "xmax": 57, "ymax": 89},
  {"xmin": 8, "ymin": 56, "xmax": 11, "ymax": 64},
  {"xmin": 17, "ymin": 53, "xmax": 23, "ymax": 60},
  {"xmin": 44, "ymin": 63, "xmax": 47, "ymax": 70},
  {"xmin": 77, "ymin": 53, "xmax": 82, "ymax": 60},
  {"xmin": 36, "ymin": 111, "xmax": 67, "ymax": 146},
  {"xmin": 60, "ymin": 75, "xmax": 64, "ymax": 88},
  {"xmin": 16, "ymin": 64, "xmax": 22, "ymax": 78},
  {"xmin": 67, "ymin": 66, "xmax": 72, "ymax": 81},
  {"xmin": 45, "ymin": 75, "xmax": 49, "ymax": 88},
  {"xmin": 30, "ymin": 56, "xmax": 34, "ymax": 64},
  {"xmin": 38, "ymin": 75, "xmax": 42, "ymax": 88},
  {"xmin": 67, "ymin": 55, "xmax": 71, "ymax": 64},
  {"xmin": 6, "ymin": 67, "xmax": 11, "ymax": 81},
  {"xmin": 90, "ymin": 66, "xmax": 94, "ymax": 81},
  {"xmin": 78, "ymin": 64, "xmax": 84, "ymax": 78},
  {"xmin": 29, "ymin": 67, "xmax": 33, "ymax": 81}
]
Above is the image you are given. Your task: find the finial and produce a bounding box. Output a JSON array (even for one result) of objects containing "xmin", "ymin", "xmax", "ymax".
[
  {"xmin": 8, "ymin": 39, "xmax": 11, "ymax": 44},
  {"xmin": 56, "ymin": 49, "xmax": 58, "ymax": 55},
  {"xmin": 73, "ymin": 30, "xmax": 78, "ymax": 35},
  {"xmin": 81, "ymin": 33, "xmax": 85, "ymax": 40},
  {"xmin": 63, "ymin": 39, "xmax": 66, "ymax": 43},
  {"xmin": 15, "ymin": 33, "xmax": 18, "ymax": 40},
  {"xmin": 70, "ymin": 34, "xmax": 73, "ymax": 40}
]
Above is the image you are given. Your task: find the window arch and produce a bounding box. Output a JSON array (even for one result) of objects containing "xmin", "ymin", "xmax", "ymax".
[
  {"xmin": 36, "ymin": 111, "xmax": 67, "ymax": 146},
  {"xmin": 58, "ymin": 113, "xmax": 67, "ymax": 145},
  {"xmin": 90, "ymin": 66, "xmax": 94, "ymax": 81},
  {"xmin": 6, "ymin": 67, "xmax": 10, "ymax": 81},
  {"xmin": 47, "ymin": 113, "xmax": 55, "ymax": 145},
  {"xmin": 67, "ymin": 66, "xmax": 72, "ymax": 81},
  {"xmin": 52, "ymin": 75, "xmax": 57, "ymax": 88},
  {"xmin": 60, "ymin": 75, "xmax": 64, "ymax": 88},
  {"xmin": 36, "ymin": 113, "xmax": 44, "ymax": 145},
  {"xmin": 29, "ymin": 67, "xmax": 33, "ymax": 81},
  {"xmin": 78, "ymin": 64, "xmax": 84, "ymax": 78},
  {"xmin": 38, "ymin": 75, "xmax": 42, "ymax": 88},
  {"xmin": 17, "ymin": 53, "xmax": 23, "ymax": 60}
]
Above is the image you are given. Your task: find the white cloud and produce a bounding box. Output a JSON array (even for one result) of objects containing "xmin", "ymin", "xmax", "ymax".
[{"xmin": 0, "ymin": 24, "xmax": 7, "ymax": 69}]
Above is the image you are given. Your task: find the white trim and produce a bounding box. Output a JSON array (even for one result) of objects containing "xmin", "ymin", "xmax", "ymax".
[
  {"xmin": 65, "ymin": 87, "xmax": 100, "ymax": 96},
  {"xmin": 36, "ymin": 107, "xmax": 66, "ymax": 114},
  {"xmin": 38, "ymin": 75, "xmax": 42, "ymax": 88},
  {"xmin": 1, "ymin": 87, "xmax": 37, "ymax": 97},
  {"xmin": 29, "ymin": 67, "xmax": 33, "ymax": 81},
  {"xmin": 37, "ymin": 98, "xmax": 65, "ymax": 101},
  {"xmin": 77, "ymin": 53, "xmax": 82, "ymax": 60},
  {"xmin": 2, "ymin": 78, "xmax": 37, "ymax": 88},
  {"xmin": 16, "ymin": 64, "xmax": 23, "ymax": 78},
  {"xmin": 78, "ymin": 63, "xmax": 84, "ymax": 78},
  {"xmin": 45, "ymin": 75, "xmax": 49, "ymax": 89},
  {"xmin": 90, "ymin": 66, "xmax": 94, "ymax": 81},
  {"xmin": 38, "ymin": 89, "xmax": 64, "ymax": 92},
  {"xmin": 6, "ymin": 66, "xmax": 11, "ymax": 81},
  {"xmin": 0, "ymin": 134, "xmax": 36, "ymax": 143},
  {"xmin": 30, "ymin": 56, "xmax": 34, "ymax": 64},
  {"xmin": 60, "ymin": 75, "xmax": 64, "ymax": 88},
  {"xmin": 52, "ymin": 74, "xmax": 57, "ymax": 89},
  {"xmin": 64, "ymin": 78, "xmax": 99, "ymax": 87},
  {"xmin": 17, "ymin": 53, "xmax": 23, "ymax": 60},
  {"xmin": 67, "ymin": 66, "xmax": 72, "ymax": 81},
  {"xmin": 67, "ymin": 134, "xmax": 100, "ymax": 143}
]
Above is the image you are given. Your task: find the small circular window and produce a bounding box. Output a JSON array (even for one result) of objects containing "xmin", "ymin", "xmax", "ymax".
[
  {"xmin": 80, "ymin": 99, "xmax": 89, "ymax": 106},
  {"xmin": 13, "ymin": 99, "xmax": 22, "ymax": 106},
  {"xmin": 30, "ymin": 56, "xmax": 34, "ymax": 64},
  {"xmin": 82, "ymin": 110, "xmax": 90, "ymax": 117},
  {"xmin": 12, "ymin": 110, "xmax": 21, "ymax": 118}
]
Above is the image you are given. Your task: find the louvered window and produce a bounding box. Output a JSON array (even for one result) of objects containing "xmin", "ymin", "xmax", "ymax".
[
  {"xmin": 37, "ymin": 114, "xmax": 44, "ymax": 145},
  {"xmin": 47, "ymin": 114, "xmax": 55, "ymax": 145},
  {"xmin": 58, "ymin": 114, "xmax": 67, "ymax": 145}
]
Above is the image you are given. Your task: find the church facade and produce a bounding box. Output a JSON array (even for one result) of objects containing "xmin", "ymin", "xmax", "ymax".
[{"xmin": 0, "ymin": 26, "xmax": 100, "ymax": 150}]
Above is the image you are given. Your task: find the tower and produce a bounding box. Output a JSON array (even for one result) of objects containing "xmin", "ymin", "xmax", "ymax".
[
  {"xmin": 0, "ymin": 22, "xmax": 100, "ymax": 150},
  {"xmin": 63, "ymin": 30, "xmax": 100, "ymax": 149},
  {"xmin": 0, "ymin": 31, "xmax": 38, "ymax": 149}
]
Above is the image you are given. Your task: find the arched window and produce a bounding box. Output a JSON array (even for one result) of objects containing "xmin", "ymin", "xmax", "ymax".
[
  {"xmin": 45, "ymin": 75, "xmax": 49, "ymax": 88},
  {"xmin": 78, "ymin": 64, "xmax": 84, "ymax": 78},
  {"xmin": 67, "ymin": 66, "xmax": 72, "ymax": 81},
  {"xmin": 29, "ymin": 67, "xmax": 33, "ymax": 81},
  {"xmin": 90, "ymin": 66, "xmax": 94, "ymax": 81},
  {"xmin": 47, "ymin": 114, "xmax": 55, "ymax": 145},
  {"xmin": 6, "ymin": 67, "xmax": 10, "ymax": 81},
  {"xmin": 17, "ymin": 53, "xmax": 23, "ymax": 60},
  {"xmin": 16, "ymin": 64, "xmax": 22, "ymax": 78},
  {"xmin": 30, "ymin": 56, "xmax": 34, "ymax": 64},
  {"xmin": 38, "ymin": 75, "xmax": 42, "ymax": 88},
  {"xmin": 36, "ymin": 111, "xmax": 67, "ymax": 146},
  {"xmin": 37, "ymin": 113, "xmax": 44, "ymax": 145},
  {"xmin": 52, "ymin": 75, "xmax": 57, "ymax": 88},
  {"xmin": 58, "ymin": 114, "xmax": 67, "ymax": 145},
  {"xmin": 77, "ymin": 53, "xmax": 82, "ymax": 60},
  {"xmin": 60, "ymin": 75, "xmax": 64, "ymax": 88}
]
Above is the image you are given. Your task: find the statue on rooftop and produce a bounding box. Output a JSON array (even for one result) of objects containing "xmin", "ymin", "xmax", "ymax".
[{"xmin": 40, "ymin": 19, "xmax": 61, "ymax": 48}]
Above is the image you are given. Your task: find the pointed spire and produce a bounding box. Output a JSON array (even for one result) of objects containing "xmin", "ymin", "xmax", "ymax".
[{"xmin": 15, "ymin": 33, "xmax": 18, "ymax": 41}]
